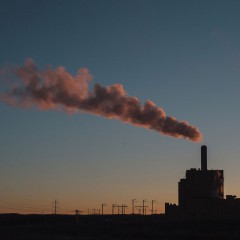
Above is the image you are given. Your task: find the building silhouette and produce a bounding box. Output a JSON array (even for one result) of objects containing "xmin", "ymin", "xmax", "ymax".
[{"xmin": 165, "ymin": 145, "xmax": 240, "ymax": 219}]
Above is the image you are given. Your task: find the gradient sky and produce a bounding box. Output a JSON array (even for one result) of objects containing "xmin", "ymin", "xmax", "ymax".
[{"xmin": 1, "ymin": 0, "xmax": 240, "ymax": 214}]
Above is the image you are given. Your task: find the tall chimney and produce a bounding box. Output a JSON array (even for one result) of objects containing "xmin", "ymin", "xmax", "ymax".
[{"xmin": 201, "ymin": 145, "xmax": 207, "ymax": 171}]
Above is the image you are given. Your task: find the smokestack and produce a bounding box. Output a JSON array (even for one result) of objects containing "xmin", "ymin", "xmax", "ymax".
[{"xmin": 201, "ymin": 145, "xmax": 207, "ymax": 171}]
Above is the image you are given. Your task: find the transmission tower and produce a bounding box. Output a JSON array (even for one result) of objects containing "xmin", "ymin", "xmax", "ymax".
[
  {"xmin": 132, "ymin": 199, "xmax": 137, "ymax": 214},
  {"xmin": 151, "ymin": 200, "xmax": 156, "ymax": 215},
  {"xmin": 101, "ymin": 203, "xmax": 107, "ymax": 215},
  {"xmin": 142, "ymin": 200, "xmax": 147, "ymax": 215},
  {"xmin": 121, "ymin": 204, "xmax": 128, "ymax": 214},
  {"xmin": 52, "ymin": 200, "xmax": 59, "ymax": 214},
  {"xmin": 112, "ymin": 204, "xmax": 117, "ymax": 214}
]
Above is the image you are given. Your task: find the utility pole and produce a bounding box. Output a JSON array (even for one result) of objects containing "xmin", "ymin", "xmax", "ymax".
[
  {"xmin": 75, "ymin": 209, "xmax": 80, "ymax": 223},
  {"xmin": 121, "ymin": 204, "xmax": 128, "ymax": 214},
  {"xmin": 117, "ymin": 205, "xmax": 121, "ymax": 214},
  {"xmin": 144, "ymin": 206, "xmax": 148, "ymax": 215},
  {"xmin": 101, "ymin": 203, "xmax": 107, "ymax": 215},
  {"xmin": 132, "ymin": 199, "xmax": 137, "ymax": 214},
  {"xmin": 112, "ymin": 204, "xmax": 117, "ymax": 215},
  {"xmin": 52, "ymin": 200, "xmax": 59, "ymax": 214},
  {"xmin": 142, "ymin": 200, "xmax": 147, "ymax": 215}
]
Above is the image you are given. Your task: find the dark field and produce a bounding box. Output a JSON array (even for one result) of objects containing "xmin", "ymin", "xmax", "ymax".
[{"xmin": 1, "ymin": 214, "xmax": 240, "ymax": 240}]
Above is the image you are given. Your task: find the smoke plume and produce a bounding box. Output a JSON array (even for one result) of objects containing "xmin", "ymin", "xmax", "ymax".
[{"xmin": 0, "ymin": 59, "xmax": 202, "ymax": 142}]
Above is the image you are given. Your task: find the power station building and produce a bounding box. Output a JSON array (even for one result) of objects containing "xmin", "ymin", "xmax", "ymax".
[{"xmin": 165, "ymin": 145, "xmax": 240, "ymax": 219}]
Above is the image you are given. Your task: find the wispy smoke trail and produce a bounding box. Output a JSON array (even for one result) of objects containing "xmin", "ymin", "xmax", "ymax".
[{"xmin": 0, "ymin": 59, "xmax": 202, "ymax": 142}]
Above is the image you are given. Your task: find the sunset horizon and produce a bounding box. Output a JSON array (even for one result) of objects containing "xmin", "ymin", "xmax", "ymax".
[{"xmin": 1, "ymin": 0, "xmax": 240, "ymax": 219}]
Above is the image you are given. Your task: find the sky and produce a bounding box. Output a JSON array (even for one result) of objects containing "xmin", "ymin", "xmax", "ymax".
[{"xmin": 0, "ymin": 0, "xmax": 240, "ymax": 214}]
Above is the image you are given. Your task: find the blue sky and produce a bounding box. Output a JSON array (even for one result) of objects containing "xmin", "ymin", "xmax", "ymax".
[{"xmin": 0, "ymin": 0, "xmax": 240, "ymax": 214}]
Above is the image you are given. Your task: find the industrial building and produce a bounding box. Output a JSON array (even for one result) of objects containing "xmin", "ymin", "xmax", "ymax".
[{"xmin": 165, "ymin": 145, "xmax": 240, "ymax": 219}]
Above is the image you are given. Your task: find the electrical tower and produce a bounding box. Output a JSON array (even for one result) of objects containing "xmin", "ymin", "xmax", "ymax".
[
  {"xmin": 75, "ymin": 209, "xmax": 79, "ymax": 223},
  {"xmin": 142, "ymin": 200, "xmax": 147, "ymax": 215},
  {"xmin": 132, "ymin": 199, "xmax": 137, "ymax": 214},
  {"xmin": 101, "ymin": 203, "xmax": 107, "ymax": 215},
  {"xmin": 52, "ymin": 200, "xmax": 59, "ymax": 214},
  {"xmin": 151, "ymin": 200, "xmax": 156, "ymax": 215},
  {"xmin": 121, "ymin": 204, "xmax": 128, "ymax": 214},
  {"xmin": 112, "ymin": 204, "xmax": 117, "ymax": 214}
]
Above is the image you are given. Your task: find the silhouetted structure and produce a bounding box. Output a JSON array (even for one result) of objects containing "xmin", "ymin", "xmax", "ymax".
[
  {"xmin": 165, "ymin": 145, "xmax": 240, "ymax": 219},
  {"xmin": 178, "ymin": 145, "xmax": 224, "ymax": 207}
]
